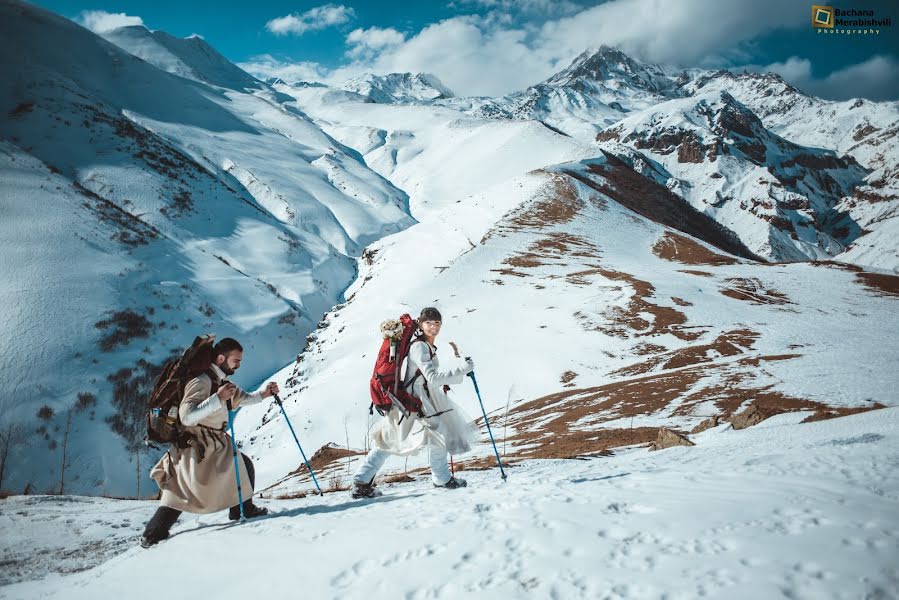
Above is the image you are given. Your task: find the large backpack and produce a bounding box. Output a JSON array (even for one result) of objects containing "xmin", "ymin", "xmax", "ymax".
[
  {"xmin": 369, "ymin": 314, "xmax": 428, "ymax": 421},
  {"xmin": 145, "ymin": 334, "xmax": 219, "ymax": 449}
]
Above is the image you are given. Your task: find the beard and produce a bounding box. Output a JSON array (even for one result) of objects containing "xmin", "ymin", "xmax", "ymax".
[{"xmin": 219, "ymin": 364, "xmax": 235, "ymax": 376}]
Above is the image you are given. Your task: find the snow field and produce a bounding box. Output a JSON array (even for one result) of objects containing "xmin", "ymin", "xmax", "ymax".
[{"xmin": 3, "ymin": 408, "xmax": 897, "ymax": 599}]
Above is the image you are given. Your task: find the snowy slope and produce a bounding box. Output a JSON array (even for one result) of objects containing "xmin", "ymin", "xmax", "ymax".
[
  {"xmin": 276, "ymin": 82, "xmax": 596, "ymax": 220},
  {"xmin": 595, "ymin": 91, "xmax": 866, "ymax": 262},
  {"xmin": 472, "ymin": 46, "xmax": 677, "ymax": 141},
  {"xmin": 2, "ymin": 7, "xmax": 898, "ymax": 598},
  {"xmin": 479, "ymin": 47, "xmax": 898, "ymax": 271},
  {"xmin": 3, "ymin": 408, "xmax": 897, "ymax": 598},
  {"xmin": 230, "ymin": 154, "xmax": 897, "ymax": 496},
  {"xmin": 685, "ymin": 71, "xmax": 899, "ymax": 271},
  {"xmin": 0, "ymin": 0, "xmax": 413, "ymax": 496},
  {"xmin": 99, "ymin": 25, "xmax": 263, "ymax": 91}
]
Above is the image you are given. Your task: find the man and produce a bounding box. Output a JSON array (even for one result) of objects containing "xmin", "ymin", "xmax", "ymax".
[
  {"xmin": 141, "ymin": 337, "xmax": 279, "ymax": 548},
  {"xmin": 353, "ymin": 307, "xmax": 477, "ymax": 498}
]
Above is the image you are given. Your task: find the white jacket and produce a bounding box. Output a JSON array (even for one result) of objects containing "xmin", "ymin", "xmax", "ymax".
[{"xmin": 372, "ymin": 340, "xmax": 479, "ymax": 456}]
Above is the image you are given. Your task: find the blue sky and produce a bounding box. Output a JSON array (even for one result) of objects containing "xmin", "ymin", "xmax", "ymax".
[{"xmin": 33, "ymin": 0, "xmax": 899, "ymax": 100}]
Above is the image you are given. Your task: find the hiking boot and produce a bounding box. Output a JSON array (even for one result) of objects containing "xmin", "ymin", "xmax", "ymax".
[
  {"xmin": 139, "ymin": 533, "xmax": 167, "ymax": 549},
  {"xmin": 434, "ymin": 477, "xmax": 467, "ymax": 490},
  {"xmin": 229, "ymin": 503, "xmax": 269, "ymax": 521},
  {"xmin": 351, "ymin": 480, "xmax": 382, "ymax": 499}
]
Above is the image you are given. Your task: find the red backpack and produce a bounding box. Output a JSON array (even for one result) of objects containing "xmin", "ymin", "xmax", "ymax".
[{"xmin": 369, "ymin": 314, "xmax": 427, "ymax": 421}]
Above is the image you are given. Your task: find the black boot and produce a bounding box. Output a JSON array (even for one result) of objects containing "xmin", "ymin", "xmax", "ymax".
[
  {"xmin": 140, "ymin": 506, "xmax": 181, "ymax": 548},
  {"xmin": 434, "ymin": 477, "xmax": 467, "ymax": 489},
  {"xmin": 229, "ymin": 501, "xmax": 269, "ymax": 521},
  {"xmin": 351, "ymin": 479, "xmax": 382, "ymax": 499}
]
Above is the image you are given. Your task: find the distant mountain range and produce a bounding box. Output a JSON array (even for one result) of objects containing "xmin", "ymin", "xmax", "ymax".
[{"xmin": 1, "ymin": 0, "xmax": 896, "ymax": 497}]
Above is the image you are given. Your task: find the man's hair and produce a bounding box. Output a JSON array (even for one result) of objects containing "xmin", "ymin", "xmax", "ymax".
[
  {"xmin": 213, "ymin": 337, "xmax": 243, "ymax": 359},
  {"xmin": 418, "ymin": 307, "xmax": 442, "ymax": 323}
]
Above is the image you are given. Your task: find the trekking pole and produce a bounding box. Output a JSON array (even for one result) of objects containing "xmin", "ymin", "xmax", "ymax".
[
  {"xmin": 467, "ymin": 366, "xmax": 507, "ymax": 481},
  {"xmin": 273, "ymin": 394, "xmax": 323, "ymax": 495},
  {"xmin": 226, "ymin": 399, "xmax": 246, "ymax": 522}
]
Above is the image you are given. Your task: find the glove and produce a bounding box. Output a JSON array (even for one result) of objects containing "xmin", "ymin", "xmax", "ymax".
[{"xmin": 463, "ymin": 358, "xmax": 475, "ymax": 374}]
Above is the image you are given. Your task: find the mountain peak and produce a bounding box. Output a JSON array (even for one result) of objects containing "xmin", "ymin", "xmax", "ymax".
[
  {"xmin": 340, "ymin": 72, "xmax": 454, "ymax": 104},
  {"xmin": 100, "ymin": 25, "xmax": 261, "ymax": 91},
  {"xmin": 546, "ymin": 46, "xmax": 675, "ymax": 96}
]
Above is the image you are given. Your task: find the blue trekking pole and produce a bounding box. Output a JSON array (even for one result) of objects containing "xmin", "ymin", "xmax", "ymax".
[
  {"xmin": 467, "ymin": 364, "xmax": 507, "ymax": 481},
  {"xmin": 273, "ymin": 394, "xmax": 323, "ymax": 495},
  {"xmin": 226, "ymin": 399, "xmax": 246, "ymax": 522}
]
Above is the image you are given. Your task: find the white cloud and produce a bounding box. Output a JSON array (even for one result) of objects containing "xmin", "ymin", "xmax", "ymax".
[
  {"xmin": 323, "ymin": 16, "xmax": 552, "ymax": 96},
  {"xmin": 345, "ymin": 27, "xmax": 406, "ymax": 59},
  {"xmin": 316, "ymin": 0, "xmax": 811, "ymax": 97},
  {"xmin": 237, "ymin": 54, "xmax": 326, "ymax": 83},
  {"xmin": 266, "ymin": 4, "xmax": 355, "ymax": 36},
  {"xmin": 450, "ymin": 0, "xmax": 582, "ymax": 17},
  {"xmin": 533, "ymin": 0, "xmax": 806, "ymax": 69},
  {"xmin": 77, "ymin": 10, "xmax": 144, "ymax": 33},
  {"xmin": 812, "ymin": 55, "xmax": 899, "ymax": 102},
  {"xmin": 758, "ymin": 57, "xmax": 814, "ymax": 83},
  {"xmin": 251, "ymin": 0, "xmax": 896, "ymax": 101},
  {"xmin": 744, "ymin": 55, "xmax": 899, "ymax": 102}
]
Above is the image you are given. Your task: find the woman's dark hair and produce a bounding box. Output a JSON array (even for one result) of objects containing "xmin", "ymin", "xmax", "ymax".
[
  {"xmin": 213, "ymin": 337, "xmax": 243, "ymax": 359},
  {"xmin": 418, "ymin": 307, "xmax": 442, "ymax": 323}
]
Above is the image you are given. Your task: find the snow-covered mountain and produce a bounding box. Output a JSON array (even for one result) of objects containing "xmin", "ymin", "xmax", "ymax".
[
  {"xmin": 471, "ymin": 47, "xmax": 677, "ymax": 140},
  {"xmin": 99, "ymin": 25, "xmax": 264, "ymax": 91},
  {"xmin": 0, "ymin": 0, "xmax": 413, "ymax": 496},
  {"xmin": 1, "ymin": 0, "xmax": 897, "ymax": 516},
  {"xmin": 469, "ymin": 45, "xmax": 898, "ymax": 271},
  {"xmin": 595, "ymin": 90, "xmax": 866, "ymax": 262},
  {"xmin": 339, "ymin": 72, "xmax": 454, "ymax": 104},
  {"xmin": 2, "ymin": 3, "xmax": 898, "ymax": 596}
]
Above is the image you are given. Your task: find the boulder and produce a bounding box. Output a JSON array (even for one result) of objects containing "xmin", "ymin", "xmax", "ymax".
[
  {"xmin": 649, "ymin": 428, "xmax": 695, "ymax": 451},
  {"xmin": 691, "ymin": 415, "xmax": 719, "ymax": 434},
  {"xmin": 730, "ymin": 404, "xmax": 768, "ymax": 430}
]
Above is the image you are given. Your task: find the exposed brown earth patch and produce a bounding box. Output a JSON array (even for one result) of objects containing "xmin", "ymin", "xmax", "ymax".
[
  {"xmin": 802, "ymin": 403, "xmax": 886, "ymax": 423},
  {"xmin": 382, "ymin": 474, "xmax": 417, "ymax": 484},
  {"xmin": 452, "ymin": 456, "xmax": 521, "ymax": 471},
  {"xmin": 652, "ymin": 232, "xmax": 739, "ymax": 266},
  {"xmin": 489, "ymin": 268, "xmax": 529, "ymax": 278},
  {"xmin": 500, "ymin": 234, "xmax": 600, "ymax": 273},
  {"xmin": 663, "ymin": 329, "xmax": 759, "ymax": 370},
  {"xmin": 565, "ymin": 266, "xmax": 607, "ymax": 286},
  {"xmin": 591, "ymin": 269, "xmax": 701, "ymax": 342},
  {"xmin": 301, "ymin": 443, "xmax": 366, "ymax": 475},
  {"xmin": 563, "ymin": 157, "xmax": 759, "ymax": 261},
  {"xmin": 634, "ymin": 343, "xmax": 667, "ymax": 355},
  {"xmin": 727, "ymin": 396, "xmax": 883, "ymax": 430},
  {"xmin": 671, "ymin": 297, "xmax": 692, "ymax": 307},
  {"xmin": 503, "ymin": 427, "xmax": 660, "ymax": 460},
  {"xmin": 496, "ymin": 369, "xmax": 705, "ymax": 459},
  {"xmin": 720, "ymin": 278, "xmax": 792, "ymax": 305},
  {"xmin": 813, "ymin": 262, "xmax": 899, "ymax": 298},
  {"xmin": 856, "ymin": 271, "xmax": 899, "ymax": 297},
  {"xmin": 505, "ymin": 175, "xmax": 582, "ymax": 230},
  {"xmin": 610, "ymin": 329, "xmax": 758, "ymax": 377},
  {"xmin": 679, "ymin": 270, "xmax": 714, "ymax": 277},
  {"xmin": 737, "ymin": 354, "xmax": 802, "ymax": 367}
]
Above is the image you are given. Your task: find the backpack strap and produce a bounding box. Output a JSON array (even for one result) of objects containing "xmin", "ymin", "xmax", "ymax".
[{"xmin": 204, "ymin": 368, "xmax": 221, "ymax": 395}]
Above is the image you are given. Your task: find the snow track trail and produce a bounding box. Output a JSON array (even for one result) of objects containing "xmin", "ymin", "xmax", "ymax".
[{"xmin": 3, "ymin": 408, "xmax": 897, "ymax": 599}]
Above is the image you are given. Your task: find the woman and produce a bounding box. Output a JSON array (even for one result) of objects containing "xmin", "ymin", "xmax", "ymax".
[{"xmin": 353, "ymin": 307, "xmax": 478, "ymax": 498}]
